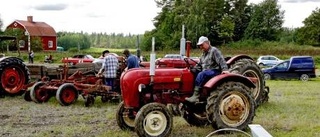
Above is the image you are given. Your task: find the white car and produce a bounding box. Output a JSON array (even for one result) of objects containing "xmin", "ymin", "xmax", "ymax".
[{"xmin": 257, "ymin": 55, "xmax": 282, "ymax": 67}]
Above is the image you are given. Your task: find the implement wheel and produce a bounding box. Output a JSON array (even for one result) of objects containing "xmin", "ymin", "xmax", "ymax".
[
  {"xmin": 56, "ymin": 83, "xmax": 79, "ymax": 106},
  {"xmin": 30, "ymin": 81, "xmax": 51, "ymax": 103}
]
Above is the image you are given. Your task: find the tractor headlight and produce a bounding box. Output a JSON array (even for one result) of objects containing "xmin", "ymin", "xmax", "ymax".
[{"xmin": 138, "ymin": 84, "xmax": 146, "ymax": 92}]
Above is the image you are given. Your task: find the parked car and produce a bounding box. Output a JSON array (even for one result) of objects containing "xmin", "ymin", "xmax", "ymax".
[
  {"xmin": 257, "ymin": 55, "xmax": 283, "ymax": 67},
  {"xmin": 262, "ymin": 56, "xmax": 316, "ymax": 81},
  {"xmin": 156, "ymin": 54, "xmax": 200, "ymax": 68},
  {"xmin": 61, "ymin": 54, "xmax": 95, "ymax": 65}
]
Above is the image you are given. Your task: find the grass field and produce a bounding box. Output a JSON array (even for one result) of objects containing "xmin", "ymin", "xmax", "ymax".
[
  {"xmin": 0, "ymin": 78, "xmax": 319, "ymax": 137},
  {"xmin": 1, "ymin": 46, "xmax": 320, "ymax": 136}
]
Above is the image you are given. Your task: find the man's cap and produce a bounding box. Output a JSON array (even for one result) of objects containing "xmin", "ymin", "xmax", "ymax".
[{"xmin": 197, "ymin": 36, "xmax": 209, "ymax": 45}]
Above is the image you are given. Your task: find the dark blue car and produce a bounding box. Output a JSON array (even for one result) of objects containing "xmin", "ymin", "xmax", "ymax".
[{"xmin": 262, "ymin": 56, "xmax": 316, "ymax": 81}]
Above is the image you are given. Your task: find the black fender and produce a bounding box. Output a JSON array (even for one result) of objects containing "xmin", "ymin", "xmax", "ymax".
[
  {"xmin": 226, "ymin": 54, "xmax": 253, "ymax": 67},
  {"xmin": 203, "ymin": 73, "xmax": 256, "ymax": 90}
]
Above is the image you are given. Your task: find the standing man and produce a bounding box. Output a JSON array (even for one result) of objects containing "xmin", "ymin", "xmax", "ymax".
[
  {"xmin": 122, "ymin": 49, "xmax": 139, "ymax": 70},
  {"xmin": 29, "ymin": 50, "xmax": 34, "ymax": 64},
  {"xmin": 185, "ymin": 36, "xmax": 229, "ymax": 103},
  {"xmin": 97, "ymin": 50, "xmax": 119, "ymax": 91}
]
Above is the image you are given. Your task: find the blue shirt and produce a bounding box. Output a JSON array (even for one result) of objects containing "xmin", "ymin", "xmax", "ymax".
[{"xmin": 126, "ymin": 54, "xmax": 140, "ymax": 69}]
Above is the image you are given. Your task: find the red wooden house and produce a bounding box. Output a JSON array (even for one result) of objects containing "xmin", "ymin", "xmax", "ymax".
[{"xmin": 5, "ymin": 16, "xmax": 57, "ymax": 51}]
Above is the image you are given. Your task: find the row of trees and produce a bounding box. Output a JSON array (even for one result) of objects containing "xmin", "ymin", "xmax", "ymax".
[
  {"xmin": 141, "ymin": 0, "xmax": 320, "ymax": 50},
  {"xmin": 1, "ymin": 0, "xmax": 320, "ymax": 51}
]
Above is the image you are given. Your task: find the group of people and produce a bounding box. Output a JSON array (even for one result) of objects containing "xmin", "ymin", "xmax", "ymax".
[
  {"xmin": 97, "ymin": 49, "xmax": 140, "ymax": 91},
  {"xmin": 97, "ymin": 36, "xmax": 229, "ymax": 103}
]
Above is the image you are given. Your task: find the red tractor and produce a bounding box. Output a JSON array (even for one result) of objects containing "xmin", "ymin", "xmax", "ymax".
[{"xmin": 116, "ymin": 47, "xmax": 266, "ymax": 136}]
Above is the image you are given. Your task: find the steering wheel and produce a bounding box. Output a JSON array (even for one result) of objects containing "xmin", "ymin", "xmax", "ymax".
[{"xmin": 183, "ymin": 57, "xmax": 202, "ymax": 71}]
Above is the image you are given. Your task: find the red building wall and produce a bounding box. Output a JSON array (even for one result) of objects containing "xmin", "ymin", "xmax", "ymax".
[{"xmin": 6, "ymin": 20, "xmax": 57, "ymax": 51}]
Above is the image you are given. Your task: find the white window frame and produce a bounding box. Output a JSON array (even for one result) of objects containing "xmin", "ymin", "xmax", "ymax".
[{"xmin": 48, "ymin": 41, "xmax": 53, "ymax": 48}]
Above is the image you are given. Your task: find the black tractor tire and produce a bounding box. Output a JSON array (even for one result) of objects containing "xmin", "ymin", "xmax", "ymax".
[
  {"xmin": 116, "ymin": 101, "xmax": 135, "ymax": 131},
  {"xmin": 0, "ymin": 58, "xmax": 30, "ymax": 96},
  {"xmin": 206, "ymin": 82, "xmax": 255, "ymax": 130},
  {"xmin": 181, "ymin": 103, "xmax": 209, "ymax": 127},
  {"xmin": 135, "ymin": 103, "xmax": 173, "ymax": 137},
  {"xmin": 30, "ymin": 81, "xmax": 51, "ymax": 103},
  {"xmin": 56, "ymin": 83, "xmax": 79, "ymax": 106},
  {"xmin": 229, "ymin": 58, "xmax": 268, "ymax": 106}
]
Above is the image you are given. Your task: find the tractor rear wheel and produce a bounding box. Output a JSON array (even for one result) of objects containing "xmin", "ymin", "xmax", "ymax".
[
  {"xmin": 56, "ymin": 83, "xmax": 79, "ymax": 106},
  {"xmin": 229, "ymin": 58, "xmax": 267, "ymax": 106},
  {"xmin": 116, "ymin": 101, "xmax": 135, "ymax": 131},
  {"xmin": 181, "ymin": 103, "xmax": 209, "ymax": 127},
  {"xmin": 30, "ymin": 81, "xmax": 51, "ymax": 103},
  {"xmin": 0, "ymin": 58, "xmax": 30, "ymax": 96},
  {"xmin": 206, "ymin": 82, "xmax": 255, "ymax": 130},
  {"xmin": 135, "ymin": 103, "xmax": 173, "ymax": 137}
]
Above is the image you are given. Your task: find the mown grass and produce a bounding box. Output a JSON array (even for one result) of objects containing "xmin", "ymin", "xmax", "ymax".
[
  {"xmin": 1, "ymin": 78, "xmax": 319, "ymax": 137},
  {"xmin": 253, "ymin": 79, "xmax": 320, "ymax": 137},
  {"xmin": 1, "ymin": 45, "xmax": 320, "ymax": 136}
]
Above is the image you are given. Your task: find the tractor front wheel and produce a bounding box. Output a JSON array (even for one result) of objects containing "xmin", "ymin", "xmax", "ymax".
[
  {"xmin": 116, "ymin": 101, "xmax": 135, "ymax": 131},
  {"xmin": 56, "ymin": 83, "xmax": 79, "ymax": 106},
  {"xmin": 206, "ymin": 82, "xmax": 255, "ymax": 130},
  {"xmin": 135, "ymin": 103, "xmax": 173, "ymax": 137}
]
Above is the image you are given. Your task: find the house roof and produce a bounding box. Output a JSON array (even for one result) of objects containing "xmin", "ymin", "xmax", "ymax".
[{"xmin": 15, "ymin": 20, "xmax": 56, "ymax": 37}]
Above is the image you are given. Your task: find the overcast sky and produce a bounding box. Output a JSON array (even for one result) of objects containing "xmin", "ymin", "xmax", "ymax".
[{"xmin": 0, "ymin": 0, "xmax": 319, "ymax": 34}]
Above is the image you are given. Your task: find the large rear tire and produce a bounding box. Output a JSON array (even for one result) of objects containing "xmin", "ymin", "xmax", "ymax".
[
  {"xmin": 0, "ymin": 58, "xmax": 30, "ymax": 96},
  {"xmin": 229, "ymin": 58, "xmax": 267, "ymax": 106},
  {"xmin": 56, "ymin": 83, "xmax": 79, "ymax": 106},
  {"xmin": 116, "ymin": 101, "xmax": 135, "ymax": 131},
  {"xmin": 206, "ymin": 82, "xmax": 255, "ymax": 130},
  {"xmin": 135, "ymin": 103, "xmax": 173, "ymax": 137}
]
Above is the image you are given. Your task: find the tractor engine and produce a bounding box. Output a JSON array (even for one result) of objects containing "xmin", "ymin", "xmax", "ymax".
[{"xmin": 120, "ymin": 67, "xmax": 195, "ymax": 108}]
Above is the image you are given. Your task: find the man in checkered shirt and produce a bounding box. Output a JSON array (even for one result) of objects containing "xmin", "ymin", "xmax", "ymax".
[{"xmin": 98, "ymin": 50, "xmax": 119, "ymax": 90}]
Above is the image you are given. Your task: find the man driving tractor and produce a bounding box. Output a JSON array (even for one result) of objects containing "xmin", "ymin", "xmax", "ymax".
[{"xmin": 185, "ymin": 36, "xmax": 230, "ymax": 103}]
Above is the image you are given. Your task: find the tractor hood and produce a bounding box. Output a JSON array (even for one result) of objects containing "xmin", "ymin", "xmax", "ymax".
[{"xmin": 120, "ymin": 67, "xmax": 194, "ymax": 108}]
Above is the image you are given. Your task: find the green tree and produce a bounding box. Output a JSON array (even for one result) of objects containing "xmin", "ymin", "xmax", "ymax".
[
  {"xmin": 218, "ymin": 16, "xmax": 235, "ymax": 44},
  {"xmin": 296, "ymin": 8, "xmax": 320, "ymax": 46},
  {"xmin": 0, "ymin": 15, "xmax": 3, "ymax": 34},
  {"xmin": 225, "ymin": 0, "xmax": 252, "ymax": 41},
  {"xmin": 30, "ymin": 36, "xmax": 43, "ymax": 52},
  {"xmin": 244, "ymin": 0, "xmax": 284, "ymax": 41},
  {"xmin": 57, "ymin": 32, "xmax": 91, "ymax": 51}
]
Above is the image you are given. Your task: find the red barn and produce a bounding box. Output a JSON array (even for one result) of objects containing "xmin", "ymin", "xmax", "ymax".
[{"xmin": 6, "ymin": 16, "xmax": 57, "ymax": 51}]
